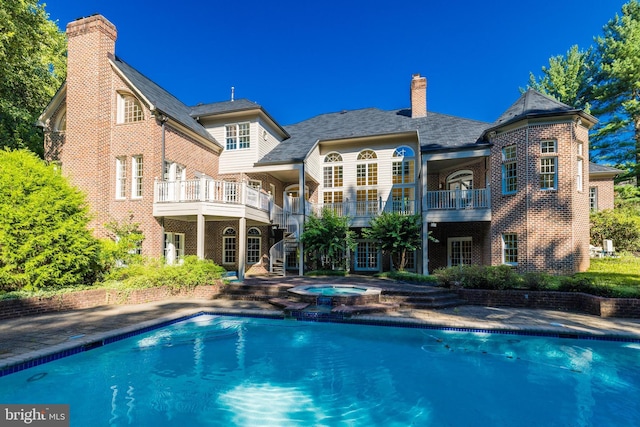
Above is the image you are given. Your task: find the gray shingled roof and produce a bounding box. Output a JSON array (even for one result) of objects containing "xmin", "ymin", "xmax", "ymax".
[
  {"xmin": 111, "ymin": 56, "xmax": 219, "ymax": 146},
  {"xmin": 493, "ymin": 89, "xmax": 580, "ymax": 126},
  {"xmin": 190, "ymin": 99, "xmax": 261, "ymax": 117},
  {"xmin": 257, "ymin": 108, "xmax": 491, "ymax": 164},
  {"xmin": 589, "ymin": 162, "xmax": 621, "ymax": 175}
]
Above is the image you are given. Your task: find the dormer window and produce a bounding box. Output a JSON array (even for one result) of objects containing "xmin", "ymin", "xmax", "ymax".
[
  {"xmin": 226, "ymin": 122, "xmax": 250, "ymax": 150},
  {"xmin": 117, "ymin": 93, "xmax": 144, "ymax": 124}
]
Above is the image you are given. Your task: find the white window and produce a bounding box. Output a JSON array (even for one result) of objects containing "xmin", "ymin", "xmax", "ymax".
[
  {"xmin": 355, "ymin": 241, "xmax": 379, "ymax": 271},
  {"xmin": 115, "ymin": 157, "xmax": 126, "ymax": 199},
  {"xmin": 356, "ymin": 150, "xmax": 378, "ymax": 215},
  {"xmin": 589, "ymin": 187, "xmax": 598, "ymax": 211},
  {"xmin": 577, "ymin": 158, "xmax": 584, "ymax": 192},
  {"xmin": 502, "ymin": 145, "xmax": 517, "ymax": 194},
  {"xmin": 540, "ymin": 157, "xmax": 557, "ymax": 190},
  {"xmin": 323, "ymin": 152, "xmax": 343, "ymax": 211},
  {"xmin": 502, "ymin": 233, "xmax": 518, "ymax": 266},
  {"xmin": 448, "ymin": 237, "xmax": 472, "ymax": 267},
  {"xmin": 225, "ymin": 122, "xmax": 250, "ymax": 150},
  {"xmin": 248, "ymin": 180, "xmax": 262, "ymax": 190},
  {"xmin": 577, "ymin": 143, "xmax": 584, "ymax": 192},
  {"xmin": 247, "ymin": 227, "xmax": 261, "ymax": 264},
  {"xmin": 164, "ymin": 232, "xmax": 185, "ymax": 265},
  {"xmin": 131, "ymin": 156, "xmax": 143, "ymax": 198},
  {"xmin": 223, "ymin": 227, "xmax": 237, "ymax": 264},
  {"xmin": 392, "ymin": 146, "xmax": 415, "ymax": 184},
  {"xmin": 117, "ymin": 93, "xmax": 144, "ymax": 124}
]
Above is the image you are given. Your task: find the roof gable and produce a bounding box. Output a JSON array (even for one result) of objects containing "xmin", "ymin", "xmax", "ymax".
[{"xmin": 110, "ymin": 55, "xmax": 220, "ymax": 147}]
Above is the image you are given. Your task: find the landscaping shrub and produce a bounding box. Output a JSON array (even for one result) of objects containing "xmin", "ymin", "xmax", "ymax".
[
  {"xmin": 0, "ymin": 150, "xmax": 99, "ymax": 291},
  {"xmin": 102, "ymin": 256, "xmax": 225, "ymax": 291},
  {"xmin": 590, "ymin": 208, "xmax": 640, "ymax": 253}
]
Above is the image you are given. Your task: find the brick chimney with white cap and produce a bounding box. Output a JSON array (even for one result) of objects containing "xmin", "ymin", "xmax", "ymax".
[{"xmin": 410, "ymin": 73, "xmax": 427, "ymax": 118}]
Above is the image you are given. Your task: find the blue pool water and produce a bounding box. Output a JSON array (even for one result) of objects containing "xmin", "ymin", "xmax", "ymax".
[{"xmin": 1, "ymin": 315, "xmax": 639, "ymax": 426}]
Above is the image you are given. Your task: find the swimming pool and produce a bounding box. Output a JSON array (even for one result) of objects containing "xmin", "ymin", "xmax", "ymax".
[{"xmin": 1, "ymin": 315, "xmax": 639, "ymax": 426}]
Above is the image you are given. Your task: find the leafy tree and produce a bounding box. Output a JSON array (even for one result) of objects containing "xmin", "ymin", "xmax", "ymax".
[
  {"xmin": 300, "ymin": 208, "xmax": 356, "ymax": 270},
  {"xmin": 527, "ymin": 45, "xmax": 594, "ymax": 113},
  {"xmin": 0, "ymin": 1, "xmax": 66, "ymax": 156},
  {"xmin": 0, "ymin": 150, "xmax": 99, "ymax": 291},
  {"xmin": 592, "ymin": 0, "xmax": 640, "ymax": 184},
  {"xmin": 590, "ymin": 209, "xmax": 640, "ymax": 253},
  {"xmin": 100, "ymin": 215, "xmax": 145, "ymax": 270},
  {"xmin": 362, "ymin": 212, "xmax": 427, "ymax": 271}
]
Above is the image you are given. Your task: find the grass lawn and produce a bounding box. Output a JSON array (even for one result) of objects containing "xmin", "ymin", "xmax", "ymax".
[{"xmin": 575, "ymin": 254, "xmax": 640, "ymax": 298}]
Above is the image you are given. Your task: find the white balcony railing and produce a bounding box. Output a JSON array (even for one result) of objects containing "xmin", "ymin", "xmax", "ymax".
[
  {"xmin": 154, "ymin": 178, "xmax": 271, "ymax": 211},
  {"xmin": 308, "ymin": 199, "xmax": 418, "ymax": 218},
  {"xmin": 424, "ymin": 188, "xmax": 490, "ymax": 210}
]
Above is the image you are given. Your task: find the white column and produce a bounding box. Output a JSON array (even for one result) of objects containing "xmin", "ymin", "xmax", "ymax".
[
  {"xmin": 197, "ymin": 213, "xmax": 205, "ymax": 259},
  {"xmin": 298, "ymin": 164, "xmax": 305, "ymax": 276},
  {"xmin": 421, "ymin": 157, "xmax": 429, "ymax": 274},
  {"xmin": 238, "ymin": 217, "xmax": 246, "ymax": 279}
]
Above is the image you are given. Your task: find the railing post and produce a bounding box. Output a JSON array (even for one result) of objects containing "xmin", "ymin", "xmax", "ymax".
[{"xmin": 200, "ymin": 177, "xmax": 206, "ymax": 201}]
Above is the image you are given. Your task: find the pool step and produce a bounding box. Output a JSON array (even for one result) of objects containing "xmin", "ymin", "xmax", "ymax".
[
  {"xmin": 215, "ymin": 284, "xmax": 292, "ymax": 301},
  {"xmin": 382, "ymin": 289, "xmax": 466, "ymax": 309}
]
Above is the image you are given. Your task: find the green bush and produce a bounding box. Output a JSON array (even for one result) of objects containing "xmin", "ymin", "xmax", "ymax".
[
  {"xmin": 102, "ymin": 256, "xmax": 225, "ymax": 291},
  {"xmin": 0, "ymin": 150, "xmax": 99, "ymax": 291},
  {"xmin": 590, "ymin": 208, "xmax": 640, "ymax": 252}
]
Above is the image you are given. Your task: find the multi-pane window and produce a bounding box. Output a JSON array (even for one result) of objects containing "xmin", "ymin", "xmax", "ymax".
[
  {"xmin": 131, "ymin": 156, "xmax": 143, "ymax": 198},
  {"xmin": 356, "ymin": 189, "xmax": 377, "ymax": 215},
  {"xmin": 118, "ymin": 94, "xmax": 144, "ymax": 123},
  {"xmin": 323, "ymin": 152, "xmax": 343, "ymax": 211},
  {"xmin": 449, "ymin": 237, "xmax": 472, "ymax": 267},
  {"xmin": 391, "ymin": 187, "xmax": 414, "ymax": 213},
  {"xmin": 223, "ymin": 227, "xmax": 237, "ymax": 264},
  {"xmin": 355, "ymin": 241, "xmax": 378, "ymax": 271},
  {"xmin": 502, "ymin": 145, "xmax": 517, "ymax": 194},
  {"xmin": 225, "ymin": 122, "xmax": 250, "ymax": 150},
  {"xmin": 502, "ymin": 233, "xmax": 518, "ymax": 266},
  {"xmin": 392, "ymin": 146, "xmax": 415, "ymax": 184},
  {"xmin": 247, "ymin": 227, "xmax": 261, "ymax": 264},
  {"xmin": 540, "ymin": 157, "xmax": 557, "ymax": 190},
  {"xmin": 115, "ymin": 157, "xmax": 126, "ymax": 199},
  {"xmin": 577, "ymin": 143, "xmax": 584, "ymax": 192},
  {"xmin": 164, "ymin": 232, "xmax": 185, "ymax": 265},
  {"xmin": 248, "ymin": 180, "xmax": 262, "ymax": 190},
  {"xmin": 589, "ymin": 187, "xmax": 598, "ymax": 211},
  {"xmin": 540, "ymin": 140, "xmax": 558, "ymax": 190}
]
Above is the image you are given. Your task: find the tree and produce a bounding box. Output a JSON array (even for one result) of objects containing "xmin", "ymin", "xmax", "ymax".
[
  {"xmin": 527, "ymin": 45, "xmax": 594, "ymax": 113},
  {"xmin": 592, "ymin": 0, "xmax": 640, "ymax": 184},
  {"xmin": 0, "ymin": 1, "xmax": 66, "ymax": 156},
  {"xmin": 362, "ymin": 212, "xmax": 426, "ymax": 271},
  {"xmin": 300, "ymin": 208, "xmax": 356, "ymax": 271},
  {"xmin": 0, "ymin": 150, "xmax": 99, "ymax": 291}
]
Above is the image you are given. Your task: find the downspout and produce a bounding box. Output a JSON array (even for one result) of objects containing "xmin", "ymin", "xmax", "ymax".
[
  {"xmin": 299, "ymin": 160, "xmax": 306, "ymax": 276},
  {"xmin": 159, "ymin": 114, "xmax": 168, "ymax": 259}
]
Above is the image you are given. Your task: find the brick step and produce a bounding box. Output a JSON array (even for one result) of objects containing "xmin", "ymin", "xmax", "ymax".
[
  {"xmin": 331, "ymin": 303, "xmax": 399, "ymax": 317},
  {"xmin": 397, "ymin": 299, "xmax": 468, "ymax": 309},
  {"xmin": 215, "ymin": 284, "xmax": 291, "ymax": 300},
  {"xmin": 381, "ymin": 288, "xmax": 456, "ymax": 298}
]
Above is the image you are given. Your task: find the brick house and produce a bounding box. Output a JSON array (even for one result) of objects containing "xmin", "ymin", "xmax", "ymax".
[{"xmin": 39, "ymin": 14, "xmax": 619, "ymax": 278}]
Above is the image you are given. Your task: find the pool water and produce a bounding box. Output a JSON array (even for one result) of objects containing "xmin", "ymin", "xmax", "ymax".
[
  {"xmin": 1, "ymin": 315, "xmax": 639, "ymax": 426},
  {"xmin": 304, "ymin": 286, "xmax": 368, "ymax": 296}
]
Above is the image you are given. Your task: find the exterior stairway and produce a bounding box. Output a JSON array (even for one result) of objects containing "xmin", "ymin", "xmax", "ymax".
[{"xmin": 381, "ymin": 288, "xmax": 466, "ymax": 309}]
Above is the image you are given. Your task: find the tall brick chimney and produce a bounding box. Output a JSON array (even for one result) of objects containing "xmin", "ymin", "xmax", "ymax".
[
  {"xmin": 410, "ymin": 73, "xmax": 427, "ymax": 118},
  {"xmin": 64, "ymin": 15, "xmax": 117, "ymax": 235}
]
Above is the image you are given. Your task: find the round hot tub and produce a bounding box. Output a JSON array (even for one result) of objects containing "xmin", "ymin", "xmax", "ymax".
[{"xmin": 288, "ymin": 284, "xmax": 382, "ymax": 306}]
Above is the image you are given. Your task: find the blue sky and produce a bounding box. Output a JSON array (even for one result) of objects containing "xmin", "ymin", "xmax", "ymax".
[{"xmin": 45, "ymin": 0, "xmax": 627, "ymax": 126}]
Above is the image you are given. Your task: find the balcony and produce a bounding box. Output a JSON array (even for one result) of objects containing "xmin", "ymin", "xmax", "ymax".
[
  {"xmin": 424, "ymin": 188, "xmax": 491, "ymax": 222},
  {"xmin": 153, "ymin": 178, "xmax": 272, "ymax": 223}
]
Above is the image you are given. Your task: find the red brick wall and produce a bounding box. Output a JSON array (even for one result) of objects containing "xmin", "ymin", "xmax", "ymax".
[
  {"xmin": 590, "ymin": 177, "xmax": 615, "ymax": 211},
  {"xmin": 45, "ymin": 15, "xmax": 222, "ymax": 259},
  {"xmin": 0, "ymin": 284, "xmax": 223, "ymax": 320},
  {"xmin": 489, "ymin": 121, "xmax": 590, "ymax": 274},
  {"xmin": 427, "ymin": 222, "xmax": 491, "ymax": 271}
]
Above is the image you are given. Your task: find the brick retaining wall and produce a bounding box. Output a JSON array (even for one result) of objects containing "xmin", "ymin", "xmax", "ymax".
[
  {"xmin": 0, "ymin": 282, "xmax": 223, "ymax": 320},
  {"xmin": 456, "ymin": 289, "xmax": 640, "ymax": 318}
]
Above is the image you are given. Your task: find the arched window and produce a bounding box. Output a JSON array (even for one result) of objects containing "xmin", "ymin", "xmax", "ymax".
[
  {"xmin": 117, "ymin": 93, "xmax": 144, "ymax": 123},
  {"xmin": 356, "ymin": 149, "xmax": 378, "ymax": 215},
  {"xmin": 392, "ymin": 146, "xmax": 416, "ymax": 213},
  {"xmin": 323, "ymin": 152, "xmax": 343, "ymax": 206},
  {"xmin": 247, "ymin": 227, "xmax": 261, "ymax": 264},
  {"xmin": 446, "ymin": 170, "xmax": 473, "ymax": 190},
  {"xmin": 223, "ymin": 227, "xmax": 237, "ymax": 264}
]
